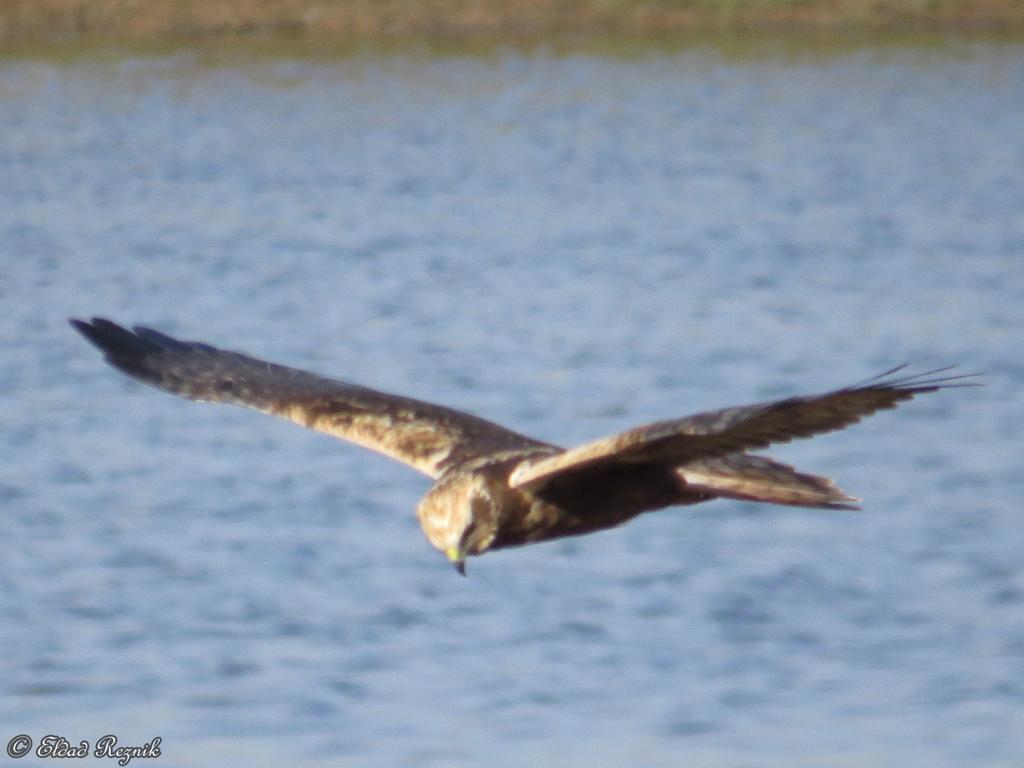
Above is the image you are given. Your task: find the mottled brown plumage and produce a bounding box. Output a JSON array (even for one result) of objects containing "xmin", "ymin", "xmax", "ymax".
[{"xmin": 70, "ymin": 318, "xmax": 976, "ymax": 574}]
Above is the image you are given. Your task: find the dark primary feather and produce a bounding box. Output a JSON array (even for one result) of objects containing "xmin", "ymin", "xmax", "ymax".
[
  {"xmin": 509, "ymin": 366, "xmax": 979, "ymax": 491},
  {"xmin": 70, "ymin": 318, "xmax": 549, "ymax": 477}
]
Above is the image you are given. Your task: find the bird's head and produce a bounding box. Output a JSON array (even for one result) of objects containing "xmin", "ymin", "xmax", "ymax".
[{"xmin": 416, "ymin": 471, "xmax": 498, "ymax": 576}]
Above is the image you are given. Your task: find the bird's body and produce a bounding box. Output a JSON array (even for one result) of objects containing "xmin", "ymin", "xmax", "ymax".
[
  {"xmin": 417, "ymin": 450, "xmax": 705, "ymax": 556},
  {"xmin": 71, "ymin": 318, "xmax": 975, "ymax": 574}
]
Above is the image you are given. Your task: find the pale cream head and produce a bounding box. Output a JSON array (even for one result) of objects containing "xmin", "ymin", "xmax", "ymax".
[{"xmin": 415, "ymin": 471, "xmax": 497, "ymax": 574}]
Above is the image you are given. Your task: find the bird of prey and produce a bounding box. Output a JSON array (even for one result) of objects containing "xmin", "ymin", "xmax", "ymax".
[{"xmin": 71, "ymin": 318, "xmax": 975, "ymax": 575}]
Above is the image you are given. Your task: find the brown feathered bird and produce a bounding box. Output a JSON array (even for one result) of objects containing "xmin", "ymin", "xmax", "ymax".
[{"xmin": 71, "ymin": 318, "xmax": 975, "ymax": 575}]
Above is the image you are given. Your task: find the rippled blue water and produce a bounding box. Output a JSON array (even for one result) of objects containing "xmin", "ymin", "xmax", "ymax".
[{"xmin": 2, "ymin": 39, "xmax": 1023, "ymax": 767}]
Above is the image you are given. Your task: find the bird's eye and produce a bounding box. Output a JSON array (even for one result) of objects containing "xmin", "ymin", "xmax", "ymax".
[{"xmin": 459, "ymin": 521, "xmax": 478, "ymax": 548}]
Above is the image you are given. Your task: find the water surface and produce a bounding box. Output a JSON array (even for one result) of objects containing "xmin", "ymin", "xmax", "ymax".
[{"xmin": 1, "ymin": 39, "xmax": 1023, "ymax": 767}]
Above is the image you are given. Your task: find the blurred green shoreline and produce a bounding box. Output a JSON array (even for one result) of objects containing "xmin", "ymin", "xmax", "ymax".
[{"xmin": 2, "ymin": 0, "xmax": 1022, "ymax": 48}]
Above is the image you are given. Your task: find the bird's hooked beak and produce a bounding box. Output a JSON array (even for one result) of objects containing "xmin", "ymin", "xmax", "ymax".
[{"xmin": 445, "ymin": 547, "xmax": 467, "ymax": 576}]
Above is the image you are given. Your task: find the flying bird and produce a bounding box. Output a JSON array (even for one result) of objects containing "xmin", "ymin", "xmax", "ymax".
[{"xmin": 70, "ymin": 318, "xmax": 975, "ymax": 575}]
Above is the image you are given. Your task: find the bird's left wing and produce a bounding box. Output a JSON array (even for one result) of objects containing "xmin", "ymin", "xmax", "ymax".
[
  {"xmin": 509, "ymin": 366, "xmax": 976, "ymax": 492},
  {"xmin": 71, "ymin": 318, "xmax": 549, "ymax": 478}
]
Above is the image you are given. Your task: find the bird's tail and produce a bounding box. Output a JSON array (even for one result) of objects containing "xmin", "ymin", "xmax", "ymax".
[{"xmin": 677, "ymin": 454, "xmax": 860, "ymax": 511}]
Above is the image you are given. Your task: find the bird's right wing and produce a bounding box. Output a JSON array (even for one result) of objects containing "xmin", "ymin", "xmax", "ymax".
[
  {"xmin": 509, "ymin": 366, "xmax": 977, "ymax": 492},
  {"xmin": 71, "ymin": 318, "xmax": 550, "ymax": 478}
]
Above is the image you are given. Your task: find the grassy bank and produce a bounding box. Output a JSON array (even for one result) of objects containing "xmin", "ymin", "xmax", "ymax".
[{"xmin": 2, "ymin": 0, "xmax": 1023, "ymax": 43}]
